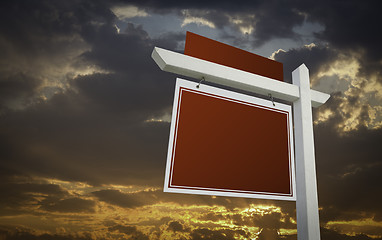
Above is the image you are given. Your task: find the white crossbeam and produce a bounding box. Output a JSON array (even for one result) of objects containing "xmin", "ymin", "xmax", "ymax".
[{"xmin": 152, "ymin": 47, "xmax": 330, "ymax": 107}]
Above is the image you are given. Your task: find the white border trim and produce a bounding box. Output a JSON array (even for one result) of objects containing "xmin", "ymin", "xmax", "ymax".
[{"xmin": 164, "ymin": 78, "xmax": 296, "ymax": 201}]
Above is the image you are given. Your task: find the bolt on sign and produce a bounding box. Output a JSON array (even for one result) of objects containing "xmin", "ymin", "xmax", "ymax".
[{"xmin": 164, "ymin": 78, "xmax": 296, "ymax": 201}]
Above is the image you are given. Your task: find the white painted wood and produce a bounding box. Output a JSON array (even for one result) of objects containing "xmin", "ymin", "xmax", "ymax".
[
  {"xmin": 152, "ymin": 46, "xmax": 328, "ymax": 239},
  {"xmin": 292, "ymin": 64, "xmax": 321, "ymax": 240},
  {"xmin": 152, "ymin": 47, "xmax": 330, "ymax": 107}
]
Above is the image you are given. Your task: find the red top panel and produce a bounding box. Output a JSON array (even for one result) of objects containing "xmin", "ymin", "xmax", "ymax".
[{"xmin": 184, "ymin": 32, "xmax": 284, "ymax": 81}]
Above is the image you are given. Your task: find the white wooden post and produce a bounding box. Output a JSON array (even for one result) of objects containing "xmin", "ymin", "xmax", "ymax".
[{"xmin": 293, "ymin": 64, "xmax": 321, "ymax": 240}]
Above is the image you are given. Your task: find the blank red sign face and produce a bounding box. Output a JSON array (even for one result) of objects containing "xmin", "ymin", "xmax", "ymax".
[{"xmin": 164, "ymin": 78, "xmax": 296, "ymax": 201}]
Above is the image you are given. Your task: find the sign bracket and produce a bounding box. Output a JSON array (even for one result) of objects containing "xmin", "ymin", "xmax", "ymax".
[{"xmin": 196, "ymin": 77, "xmax": 205, "ymax": 88}]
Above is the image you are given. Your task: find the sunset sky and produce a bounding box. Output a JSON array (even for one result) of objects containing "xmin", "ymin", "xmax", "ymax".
[{"xmin": 1, "ymin": 0, "xmax": 382, "ymax": 239}]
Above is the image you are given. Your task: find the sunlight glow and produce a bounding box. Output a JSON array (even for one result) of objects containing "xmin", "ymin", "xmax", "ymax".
[
  {"xmin": 228, "ymin": 15, "xmax": 256, "ymax": 35},
  {"xmin": 181, "ymin": 10, "xmax": 216, "ymax": 28},
  {"xmin": 111, "ymin": 5, "xmax": 149, "ymax": 19},
  {"xmin": 313, "ymin": 54, "xmax": 382, "ymax": 131},
  {"xmin": 326, "ymin": 218, "xmax": 382, "ymax": 238},
  {"xmin": 144, "ymin": 111, "xmax": 172, "ymax": 123},
  {"xmin": 240, "ymin": 204, "xmax": 282, "ymax": 216},
  {"xmin": 316, "ymin": 56, "xmax": 360, "ymax": 81},
  {"xmin": 314, "ymin": 109, "xmax": 334, "ymax": 125}
]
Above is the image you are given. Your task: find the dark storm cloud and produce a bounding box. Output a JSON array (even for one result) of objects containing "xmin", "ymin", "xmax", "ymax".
[
  {"xmin": 73, "ymin": 21, "xmax": 183, "ymax": 118},
  {"xmin": 91, "ymin": 189, "xmax": 241, "ymax": 209},
  {"xmin": 303, "ymin": 90, "xmax": 382, "ymax": 223},
  {"xmin": 199, "ymin": 212, "xmax": 227, "ymax": 222},
  {"xmin": 80, "ymin": 23, "xmax": 151, "ymax": 73},
  {"xmin": 0, "ymin": 88, "xmax": 171, "ymax": 186},
  {"xmin": 1, "ymin": 0, "xmax": 378, "ymax": 189},
  {"xmin": 246, "ymin": 1, "xmax": 305, "ymax": 46},
  {"xmin": 109, "ymin": 221, "xmax": 252, "ymax": 240},
  {"xmin": 92, "ymin": 189, "xmax": 158, "ymax": 208},
  {"xmin": 273, "ymin": 41, "xmax": 382, "ymax": 224},
  {"xmin": 127, "ymin": 0, "xmax": 306, "ymax": 46},
  {"xmin": 254, "ymin": 212, "xmax": 282, "ymax": 230},
  {"xmin": 91, "ymin": 188, "xmax": 297, "ymax": 232},
  {"xmin": 0, "ymin": 173, "xmax": 97, "ymax": 215},
  {"xmin": 302, "ymin": 0, "xmax": 382, "ymax": 78},
  {"xmin": 90, "ymin": 188, "xmax": 298, "ymax": 238},
  {"xmin": 0, "ymin": 174, "xmax": 68, "ymax": 216},
  {"xmin": 282, "ymin": 228, "xmax": 382, "ymax": 240},
  {"xmin": 108, "ymin": 225, "xmax": 149, "ymax": 240},
  {"xmin": 0, "ymin": 0, "xmax": 381, "ymax": 238},
  {"xmin": 273, "ymin": 44, "xmax": 337, "ymax": 83},
  {"xmin": 0, "ymin": 226, "xmax": 94, "ymax": 240},
  {"xmin": 92, "ymin": 189, "xmax": 295, "ymax": 218},
  {"xmin": 321, "ymin": 228, "xmax": 382, "ymax": 240},
  {"xmin": 128, "ymin": 0, "xmax": 382, "ymax": 78},
  {"xmin": 286, "ymin": 58, "xmax": 382, "ymax": 228},
  {"xmin": 199, "ymin": 209, "xmax": 296, "ymax": 230},
  {"xmin": 0, "ymin": 0, "xmax": 115, "ymax": 112},
  {"xmin": 0, "ymin": 73, "xmax": 41, "ymax": 113},
  {"xmin": 315, "ymin": 122, "xmax": 382, "ymax": 222},
  {"xmin": 115, "ymin": 0, "xmax": 259, "ymax": 11},
  {"xmin": 74, "ymin": 72, "xmax": 173, "ymax": 116},
  {"xmin": 0, "ymin": 0, "xmax": 114, "ymax": 41},
  {"xmin": 0, "ymin": 0, "xmax": 185, "ymax": 186},
  {"xmin": 40, "ymin": 197, "xmax": 96, "ymax": 213},
  {"xmin": 79, "ymin": 16, "xmax": 184, "ymax": 73},
  {"xmin": 167, "ymin": 221, "xmax": 188, "ymax": 232},
  {"xmin": 190, "ymin": 228, "xmax": 248, "ymax": 240}
]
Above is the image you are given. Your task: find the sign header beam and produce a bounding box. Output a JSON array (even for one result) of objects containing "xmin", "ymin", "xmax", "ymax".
[{"xmin": 152, "ymin": 47, "xmax": 329, "ymax": 107}]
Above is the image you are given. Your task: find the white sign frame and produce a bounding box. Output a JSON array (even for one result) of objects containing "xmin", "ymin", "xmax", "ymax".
[
  {"xmin": 153, "ymin": 46, "xmax": 330, "ymax": 240},
  {"xmin": 164, "ymin": 78, "xmax": 296, "ymax": 201}
]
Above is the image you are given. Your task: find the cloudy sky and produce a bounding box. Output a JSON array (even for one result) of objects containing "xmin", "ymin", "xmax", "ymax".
[{"xmin": 1, "ymin": 0, "xmax": 382, "ymax": 239}]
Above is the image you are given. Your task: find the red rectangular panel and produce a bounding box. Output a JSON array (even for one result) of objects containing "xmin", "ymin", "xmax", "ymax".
[
  {"xmin": 184, "ymin": 31, "xmax": 284, "ymax": 81},
  {"xmin": 164, "ymin": 78, "xmax": 295, "ymax": 201}
]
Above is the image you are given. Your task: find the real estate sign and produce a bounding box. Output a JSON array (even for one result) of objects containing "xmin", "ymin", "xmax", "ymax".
[{"xmin": 153, "ymin": 32, "xmax": 330, "ymax": 240}]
